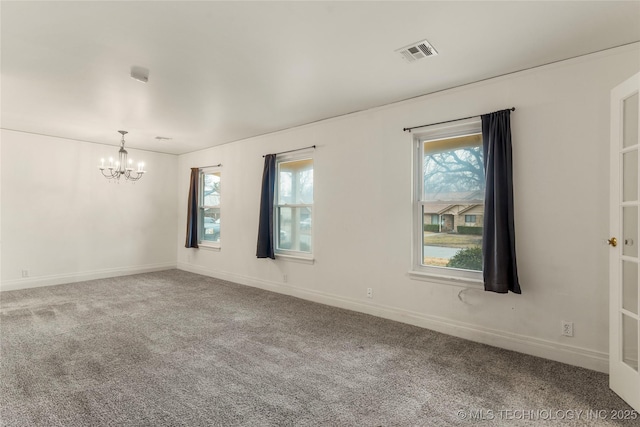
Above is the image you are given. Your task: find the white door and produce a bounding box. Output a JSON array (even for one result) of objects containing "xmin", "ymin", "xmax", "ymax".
[{"xmin": 610, "ymin": 72, "xmax": 640, "ymax": 412}]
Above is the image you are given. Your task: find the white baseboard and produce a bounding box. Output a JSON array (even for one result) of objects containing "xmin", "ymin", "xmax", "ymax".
[
  {"xmin": 177, "ymin": 262, "xmax": 609, "ymax": 373},
  {"xmin": 0, "ymin": 262, "xmax": 177, "ymax": 292}
]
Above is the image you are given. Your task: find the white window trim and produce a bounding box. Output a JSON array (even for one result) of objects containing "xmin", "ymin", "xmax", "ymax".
[
  {"xmin": 412, "ymin": 118, "xmax": 483, "ymax": 283},
  {"xmin": 407, "ymin": 270, "xmax": 484, "ymax": 287},
  {"xmin": 198, "ymin": 166, "xmax": 222, "ymax": 249},
  {"xmin": 274, "ymin": 151, "xmax": 314, "ymax": 260},
  {"xmin": 276, "ymin": 253, "xmax": 315, "ymax": 264}
]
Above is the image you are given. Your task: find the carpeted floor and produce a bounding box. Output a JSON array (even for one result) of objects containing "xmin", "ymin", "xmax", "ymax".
[{"xmin": 0, "ymin": 270, "xmax": 636, "ymax": 426}]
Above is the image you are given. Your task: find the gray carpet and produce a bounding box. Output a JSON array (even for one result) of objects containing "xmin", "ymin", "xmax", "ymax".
[{"xmin": 0, "ymin": 270, "xmax": 636, "ymax": 426}]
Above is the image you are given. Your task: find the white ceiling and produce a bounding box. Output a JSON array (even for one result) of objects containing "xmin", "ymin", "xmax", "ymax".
[{"xmin": 2, "ymin": 1, "xmax": 639, "ymax": 155}]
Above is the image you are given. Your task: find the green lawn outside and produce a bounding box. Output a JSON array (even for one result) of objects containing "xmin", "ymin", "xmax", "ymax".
[{"xmin": 424, "ymin": 232, "xmax": 482, "ymax": 248}]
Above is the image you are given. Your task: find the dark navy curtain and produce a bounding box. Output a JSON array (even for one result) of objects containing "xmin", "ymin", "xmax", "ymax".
[
  {"xmin": 482, "ymin": 110, "xmax": 521, "ymax": 294},
  {"xmin": 256, "ymin": 155, "xmax": 277, "ymax": 259},
  {"xmin": 185, "ymin": 168, "xmax": 199, "ymax": 248}
]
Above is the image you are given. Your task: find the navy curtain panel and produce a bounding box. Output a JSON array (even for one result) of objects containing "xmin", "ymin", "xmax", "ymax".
[
  {"xmin": 256, "ymin": 154, "xmax": 277, "ymax": 259},
  {"xmin": 185, "ymin": 167, "xmax": 199, "ymax": 248},
  {"xmin": 481, "ymin": 110, "xmax": 521, "ymax": 294}
]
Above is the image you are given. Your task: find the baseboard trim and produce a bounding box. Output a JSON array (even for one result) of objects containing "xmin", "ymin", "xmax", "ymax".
[
  {"xmin": 178, "ymin": 262, "xmax": 609, "ymax": 373},
  {"xmin": 0, "ymin": 263, "xmax": 177, "ymax": 292}
]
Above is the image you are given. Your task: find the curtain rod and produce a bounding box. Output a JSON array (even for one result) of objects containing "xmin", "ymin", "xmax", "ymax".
[
  {"xmin": 403, "ymin": 107, "xmax": 515, "ymax": 133},
  {"xmin": 263, "ymin": 145, "xmax": 316, "ymax": 158},
  {"xmin": 198, "ymin": 163, "xmax": 222, "ymax": 168}
]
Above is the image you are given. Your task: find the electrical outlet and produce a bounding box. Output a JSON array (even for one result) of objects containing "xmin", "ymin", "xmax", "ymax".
[
  {"xmin": 366, "ymin": 288, "xmax": 373, "ymax": 299},
  {"xmin": 562, "ymin": 321, "xmax": 574, "ymax": 337},
  {"xmin": 21, "ymin": 270, "xmax": 29, "ymax": 278},
  {"xmin": 283, "ymin": 274, "xmax": 288, "ymax": 283}
]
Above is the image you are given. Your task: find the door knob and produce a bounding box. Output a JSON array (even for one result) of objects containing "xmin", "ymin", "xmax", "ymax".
[{"xmin": 608, "ymin": 237, "xmax": 618, "ymax": 247}]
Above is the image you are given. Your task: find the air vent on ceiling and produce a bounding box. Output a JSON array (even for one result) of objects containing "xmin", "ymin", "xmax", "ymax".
[
  {"xmin": 396, "ymin": 39, "xmax": 438, "ymax": 63},
  {"xmin": 130, "ymin": 66, "xmax": 150, "ymax": 83}
]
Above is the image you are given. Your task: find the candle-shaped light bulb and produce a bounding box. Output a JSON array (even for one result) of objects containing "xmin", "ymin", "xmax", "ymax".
[
  {"xmin": 109, "ymin": 157, "xmax": 114, "ymax": 168},
  {"xmin": 137, "ymin": 162, "xmax": 142, "ymax": 172},
  {"xmin": 100, "ymin": 158, "xmax": 105, "ymax": 168},
  {"xmin": 128, "ymin": 159, "xmax": 133, "ymax": 165},
  {"xmin": 141, "ymin": 162, "xmax": 145, "ymax": 172}
]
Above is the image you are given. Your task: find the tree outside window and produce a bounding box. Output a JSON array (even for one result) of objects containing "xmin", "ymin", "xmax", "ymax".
[
  {"xmin": 276, "ymin": 158, "xmax": 313, "ymax": 255},
  {"xmin": 421, "ymin": 132, "xmax": 484, "ymax": 272},
  {"xmin": 199, "ymin": 170, "xmax": 221, "ymax": 245}
]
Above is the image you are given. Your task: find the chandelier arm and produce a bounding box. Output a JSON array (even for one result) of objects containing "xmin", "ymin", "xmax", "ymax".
[
  {"xmin": 100, "ymin": 169, "xmax": 119, "ymax": 179},
  {"xmin": 122, "ymin": 170, "xmax": 139, "ymax": 181},
  {"xmin": 127, "ymin": 172, "xmax": 142, "ymax": 182}
]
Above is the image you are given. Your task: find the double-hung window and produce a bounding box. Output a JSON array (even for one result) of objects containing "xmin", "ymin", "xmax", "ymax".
[
  {"xmin": 275, "ymin": 156, "xmax": 313, "ymax": 257},
  {"xmin": 199, "ymin": 168, "xmax": 221, "ymax": 248},
  {"xmin": 413, "ymin": 120, "xmax": 484, "ymax": 281}
]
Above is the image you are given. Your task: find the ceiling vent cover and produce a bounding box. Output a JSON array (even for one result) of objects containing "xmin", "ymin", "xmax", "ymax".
[{"xmin": 396, "ymin": 39, "xmax": 438, "ymax": 63}]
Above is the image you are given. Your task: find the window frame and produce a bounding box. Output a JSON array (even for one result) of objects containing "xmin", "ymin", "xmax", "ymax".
[
  {"xmin": 411, "ymin": 119, "xmax": 484, "ymax": 284},
  {"xmin": 274, "ymin": 152, "xmax": 314, "ymax": 260},
  {"xmin": 198, "ymin": 166, "xmax": 221, "ymax": 249}
]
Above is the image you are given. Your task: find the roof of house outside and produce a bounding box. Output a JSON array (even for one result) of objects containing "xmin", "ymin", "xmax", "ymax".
[{"xmin": 423, "ymin": 202, "xmax": 483, "ymax": 215}]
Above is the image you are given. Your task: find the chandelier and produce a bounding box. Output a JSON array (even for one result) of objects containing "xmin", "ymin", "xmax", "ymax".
[{"xmin": 98, "ymin": 130, "xmax": 146, "ymax": 182}]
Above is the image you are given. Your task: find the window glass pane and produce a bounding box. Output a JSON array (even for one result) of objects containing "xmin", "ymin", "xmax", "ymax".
[
  {"xmin": 423, "ymin": 134, "xmax": 484, "ymax": 202},
  {"xmin": 623, "ymin": 150, "xmax": 638, "ymax": 202},
  {"xmin": 201, "ymin": 207, "xmax": 220, "ymax": 242},
  {"xmin": 422, "ymin": 133, "xmax": 483, "ymax": 272},
  {"xmin": 203, "ymin": 172, "xmax": 221, "ymax": 206},
  {"xmin": 623, "ymin": 92, "xmax": 639, "ymax": 148},
  {"xmin": 622, "ymin": 314, "xmax": 639, "ymax": 371},
  {"xmin": 623, "ymin": 206, "xmax": 638, "ymax": 258},
  {"xmin": 622, "ymin": 260, "xmax": 639, "ymax": 315},
  {"xmin": 278, "ymin": 159, "xmax": 313, "ymax": 204},
  {"xmin": 277, "ymin": 206, "xmax": 312, "ymax": 253}
]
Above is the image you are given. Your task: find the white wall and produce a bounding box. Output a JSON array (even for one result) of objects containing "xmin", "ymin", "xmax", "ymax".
[
  {"xmin": 177, "ymin": 44, "xmax": 640, "ymax": 372},
  {"xmin": 1, "ymin": 130, "xmax": 178, "ymax": 290}
]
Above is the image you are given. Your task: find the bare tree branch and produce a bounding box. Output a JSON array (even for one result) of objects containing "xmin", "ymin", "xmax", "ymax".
[{"xmin": 423, "ymin": 147, "xmax": 484, "ymax": 195}]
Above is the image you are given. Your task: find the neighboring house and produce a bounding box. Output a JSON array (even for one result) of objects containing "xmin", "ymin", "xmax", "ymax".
[
  {"xmin": 423, "ymin": 191, "xmax": 483, "ymax": 232},
  {"xmin": 424, "ymin": 203, "xmax": 483, "ymax": 232}
]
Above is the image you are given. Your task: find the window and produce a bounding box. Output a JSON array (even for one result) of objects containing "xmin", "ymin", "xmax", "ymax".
[
  {"xmin": 414, "ymin": 120, "xmax": 484, "ymax": 280},
  {"xmin": 199, "ymin": 168, "xmax": 221, "ymax": 247},
  {"xmin": 275, "ymin": 156, "xmax": 313, "ymax": 257}
]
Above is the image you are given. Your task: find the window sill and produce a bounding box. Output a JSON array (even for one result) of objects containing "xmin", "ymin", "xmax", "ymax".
[
  {"xmin": 198, "ymin": 244, "xmax": 221, "ymax": 252},
  {"xmin": 408, "ymin": 270, "xmax": 484, "ymax": 288},
  {"xmin": 275, "ymin": 254, "xmax": 315, "ymax": 264}
]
